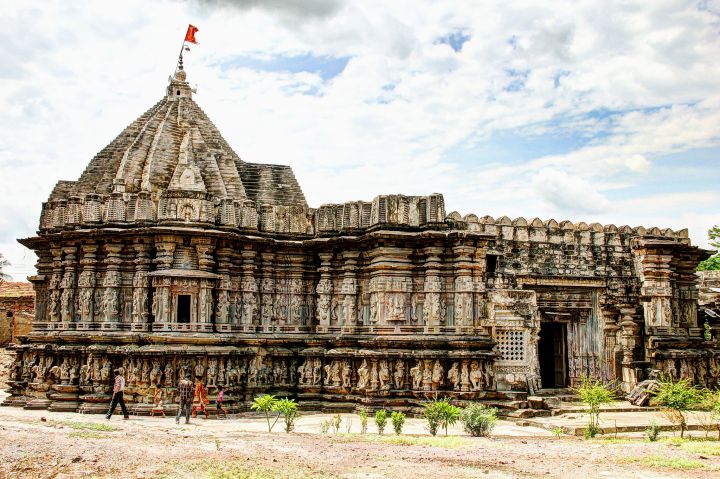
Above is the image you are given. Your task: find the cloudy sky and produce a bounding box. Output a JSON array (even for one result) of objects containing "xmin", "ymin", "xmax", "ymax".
[{"xmin": 1, "ymin": 0, "xmax": 719, "ymax": 279}]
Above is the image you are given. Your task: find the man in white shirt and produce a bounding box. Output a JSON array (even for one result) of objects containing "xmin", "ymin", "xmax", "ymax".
[{"xmin": 105, "ymin": 367, "xmax": 130, "ymax": 419}]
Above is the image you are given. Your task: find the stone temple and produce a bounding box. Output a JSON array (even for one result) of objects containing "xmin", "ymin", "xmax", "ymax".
[{"xmin": 4, "ymin": 67, "xmax": 718, "ymax": 414}]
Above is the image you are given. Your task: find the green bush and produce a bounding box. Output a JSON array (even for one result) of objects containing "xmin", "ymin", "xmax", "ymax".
[
  {"xmin": 645, "ymin": 421, "xmax": 660, "ymax": 442},
  {"xmin": 459, "ymin": 403, "xmax": 497, "ymax": 437},
  {"xmin": 331, "ymin": 413, "xmax": 342, "ymax": 434},
  {"xmin": 653, "ymin": 377, "xmax": 702, "ymax": 438},
  {"xmin": 424, "ymin": 398, "xmax": 460, "ymax": 436},
  {"xmin": 574, "ymin": 376, "xmax": 615, "ymax": 438},
  {"xmin": 359, "ymin": 409, "xmax": 368, "ymax": 434},
  {"xmin": 251, "ymin": 394, "xmax": 279, "ymax": 432},
  {"xmin": 375, "ymin": 409, "xmax": 388, "ymax": 435},
  {"xmin": 273, "ymin": 398, "xmax": 299, "ymax": 433},
  {"xmin": 699, "ymin": 388, "xmax": 720, "ymax": 439},
  {"xmin": 391, "ymin": 411, "xmax": 405, "ymax": 435}
]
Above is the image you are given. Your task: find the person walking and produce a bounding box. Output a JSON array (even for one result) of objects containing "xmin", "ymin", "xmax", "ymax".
[
  {"xmin": 105, "ymin": 368, "xmax": 129, "ymax": 420},
  {"xmin": 215, "ymin": 384, "xmax": 227, "ymax": 419},
  {"xmin": 176, "ymin": 374, "xmax": 193, "ymax": 424}
]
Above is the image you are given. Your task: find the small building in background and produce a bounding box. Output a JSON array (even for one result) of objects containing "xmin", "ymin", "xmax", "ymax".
[{"xmin": 0, "ymin": 282, "xmax": 34, "ymax": 346}]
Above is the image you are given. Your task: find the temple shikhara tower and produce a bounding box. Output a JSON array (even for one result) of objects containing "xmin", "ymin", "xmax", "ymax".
[{"xmin": 4, "ymin": 66, "xmax": 718, "ymax": 414}]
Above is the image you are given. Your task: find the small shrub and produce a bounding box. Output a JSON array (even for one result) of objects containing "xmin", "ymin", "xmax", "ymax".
[
  {"xmin": 331, "ymin": 413, "xmax": 342, "ymax": 434},
  {"xmin": 424, "ymin": 397, "xmax": 460, "ymax": 436},
  {"xmin": 584, "ymin": 424, "xmax": 601, "ymax": 439},
  {"xmin": 375, "ymin": 409, "xmax": 388, "ymax": 435},
  {"xmin": 345, "ymin": 418, "xmax": 353, "ymax": 433},
  {"xmin": 574, "ymin": 376, "xmax": 615, "ymax": 438},
  {"xmin": 274, "ymin": 398, "xmax": 299, "ymax": 433},
  {"xmin": 645, "ymin": 421, "xmax": 660, "ymax": 442},
  {"xmin": 391, "ymin": 411, "xmax": 405, "ymax": 435},
  {"xmin": 251, "ymin": 394, "xmax": 279, "ymax": 432},
  {"xmin": 653, "ymin": 377, "xmax": 702, "ymax": 438},
  {"xmin": 699, "ymin": 389, "xmax": 720, "ymax": 440},
  {"xmin": 319, "ymin": 419, "xmax": 331, "ymax": 434},
  {"xmin": 459, "ymin": 403, "xmax": 497, "ymax": 437},
  {"xmin": 552, "ymin": 426, "xmax": 563, "ymax": 438},
  {"xmin": 359, "ymin": 409, "xmax": 368, "ymax": 434}
]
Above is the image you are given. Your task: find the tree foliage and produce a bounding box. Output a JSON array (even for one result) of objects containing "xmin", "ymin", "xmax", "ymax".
[
  {"xmin": 459, "ymin": 403, "xmax": 498, "ymax": 437},
  {"xmin": 274, "ymin": 398, "xmax": 299, "ymax": 433},
  {"xmin": 574, "ymin": 376, "xmax": 616, "ymax": 438},
  {"xmin": 697, "ymin": 225, "xmax": 720, "ymax": 271},
  {"xmin": 0, "ymin": 253, "xmax": 11, "ymax": 284},
  {"xmin": 652, "ymin": 377, "xmax": 702, "ymax": 438},
  {"xmin": 374, "ymin": 409, "xmax": 388, "ymax": 435},
  {"xmin": 423, "ymin": 397, "xmax": 460, "ymax": 436},
  {"xmin": 251, "ymin": 394, "xmax": 280, "ymax": 432}
]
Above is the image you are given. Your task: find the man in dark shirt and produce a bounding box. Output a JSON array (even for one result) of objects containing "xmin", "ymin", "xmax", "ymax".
[{"xmin": 176, "ymin": 374, "xmax": 193, "ymax": 424}]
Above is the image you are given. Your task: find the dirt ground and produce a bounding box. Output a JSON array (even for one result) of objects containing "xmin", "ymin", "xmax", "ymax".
[{"xmin": 1, "ymin": 349, "xmax": 719, "ymax": 479}]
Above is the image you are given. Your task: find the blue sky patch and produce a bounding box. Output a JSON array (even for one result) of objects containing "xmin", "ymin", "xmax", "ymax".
[
  {"xmin": 223, "ymin": 54, "xmax": 351, "ymax": 81},
  {"xmin": 436, "ymin": 31, "xmax": 471, "ymax": 52}
]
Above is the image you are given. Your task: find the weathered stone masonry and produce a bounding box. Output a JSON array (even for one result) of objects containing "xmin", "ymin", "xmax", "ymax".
[{"xmin": 4, "ymin": 68, "xmax": 717, "ymax": 414}]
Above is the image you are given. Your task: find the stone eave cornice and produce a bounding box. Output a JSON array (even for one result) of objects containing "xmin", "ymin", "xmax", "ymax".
[{"xmin": 18, "ymin": 225, "xmax": 493, "ymax": 251}]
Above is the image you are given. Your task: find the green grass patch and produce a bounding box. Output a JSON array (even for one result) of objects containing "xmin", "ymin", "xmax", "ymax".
[
  {"xmin": 590, "ymin": 437, "xmax": 638, "ymax": 444},
  {"xmin": 61, "ymin": 421, "xmax": 117, "ymax": 432},
  {"xmin": 620, "ymin": 455, "xmax": 717, "ymax": 471},
  {"xmin": 159, "ymin": 460, "xmax": 337, "ymax": 479},
  {"xmin": 679, "ymin": 442, "xmax": 720, "ymax": 456},
  {"xmin": 69, "ymin": 431, "xmax": 112, "ymax": 439},
  {"xmin": 334, "ymin": 433, "xmax": 472, "ymax": 448}
]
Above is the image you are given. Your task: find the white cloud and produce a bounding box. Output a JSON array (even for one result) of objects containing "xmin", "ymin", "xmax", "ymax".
[
  {"xmin": 532, "ymin": 168, "xmax": 610, "ymax": 214},
  {"xmin": 1, "ymin": 0, "xmax": 719, "ymax": 279}
]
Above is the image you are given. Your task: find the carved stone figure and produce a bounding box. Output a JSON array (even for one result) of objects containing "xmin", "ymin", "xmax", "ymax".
[
  {"xmin": 164, "ymin": 362, "xmax": 175, "ymax": 387},
  {"xmin": 150, "ymin": 361, "xmax": 162, "ymax": 386},
  {"xmin": 393, "ymin": 360, "xmax": 405, "ymax": 389},
  {"xmin": 410, "ymin": 360, "xmax": 423, "ymax": 390},
  {"xmin": 341, "ymin": 360, "xmax": 351, "ymax": 388},
  {"xmin": 431, "ymin": 360, "xmax": 444, "ymax": 389},
  {"xmin": 378, "ymin": 360, "xmax": 391, "ymax": 390},
  {"xmin": 356, "ymin": 359, "xmax": 369, "ymax": 390},
  {"xmin": 312, "ymin": 358, "xmax": 322, "ymax": 386},
  {"xmin": 207, "ymin": 359, "xmax": 217, "ymax": 386},
  {"xmin": 447, "ymin": 362, "xmax": 460, "ymax": 390},
  {"xmin": 469, "ymin": 361, "xmax": 483, "ymax": 391}
]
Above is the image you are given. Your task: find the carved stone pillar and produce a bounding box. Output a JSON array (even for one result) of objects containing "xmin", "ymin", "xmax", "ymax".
[
  {"xmin": 260, "ymin": 252, "xmax": 275, "ymax": 329},
  {"xmin": 131, "ymin": 243, "xmax": 151, "ymax": 332},
  {"xmin": 197, "ymin": 278, "xmax": 214, "ymax": 332},
  {"xmin": 48, "ymin": 246, "xmax": 63, "ymax": 325},
  {"xmin": 316, "ymin": 252, "xmax": 333, "ymax": 331},
  {"xmin": 452, "ymin": 245, "xmax": 475, "ymax": 332},
  {"xmin": 100, "ymin": 243, "xmax": 123, "ymax": 331},
  {"xmin": 215, "ymin": 246, "xmax": 233, "ymax": 332},
  {"xmin": 154, "ymin": 237, "xmax": 176, "ymax": 271},
  {"xmin": 77, "ymin": 244, "xmax": 98, "ymax": 330},
  {"xmin": 194, "ymin": 238, "xmax": 214, "ymax": 273},
  {"xmin": 601, "ymin": 309, "xmax": 621, "ymax": 382},
  {"xmin": 240, "ymin": 247, "xmax": 258, "ymax": 329},
  {"xmin": 619, "ymin": 306, "xmax": 640, "ymax": 393},
  {"xmin": 59, "ymin": 246, "xmax": 78, "ymax": 329},
  {"xmin": 340, "ymin": 251, "xmax": 359, "ymax": 332},
  {"xmin": 422, "ymin": 246, "xmax": 444, "ymax": 332}
]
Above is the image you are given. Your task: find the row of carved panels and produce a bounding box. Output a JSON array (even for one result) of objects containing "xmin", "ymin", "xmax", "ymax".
[{"xmin": 7, "ymin": 350, "xmax": 497, "ymax": 393}]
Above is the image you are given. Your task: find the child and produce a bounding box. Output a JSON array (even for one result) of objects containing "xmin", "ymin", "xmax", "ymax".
[
  {"xmin": 216, "ymin": 384, "xmax": 227, "ymax": 419},
  {"xmin": 151, "ymin": 383, "xmax": 165, "ymax": 417}
]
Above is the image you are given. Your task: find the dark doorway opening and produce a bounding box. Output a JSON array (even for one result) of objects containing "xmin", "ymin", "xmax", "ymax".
[
  {"xmin": 177, "ymin": 295, "xmax": 191, "ymax": 323},
  {"xmin": 539, "ymin": 322, "xmax": 568, "ymax": 388}
]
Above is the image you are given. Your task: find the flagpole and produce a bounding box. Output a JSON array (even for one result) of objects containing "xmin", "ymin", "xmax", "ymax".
[{"xmin": 175, "ymin": 40, "xmax": 187, "ymax": 74}]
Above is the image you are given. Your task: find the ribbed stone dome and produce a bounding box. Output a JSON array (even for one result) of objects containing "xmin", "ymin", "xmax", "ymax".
[{"xmin": 47, "ymin": 70, "xmax": 307, "ymax": 208}]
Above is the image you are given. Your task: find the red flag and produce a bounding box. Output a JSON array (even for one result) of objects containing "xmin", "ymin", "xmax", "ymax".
[{"xmin": 185, "ymin": 24, "xmax": 199, "ymax": 44}]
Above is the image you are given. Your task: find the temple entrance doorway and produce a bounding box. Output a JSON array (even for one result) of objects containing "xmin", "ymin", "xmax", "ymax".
[
  {"xmin": 539, "ymin": 322, "xmax": 568, "ymax": 388},
  {"xmin": 177, "ymin": 295, "xmax": 191, "ymax": 323}
]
